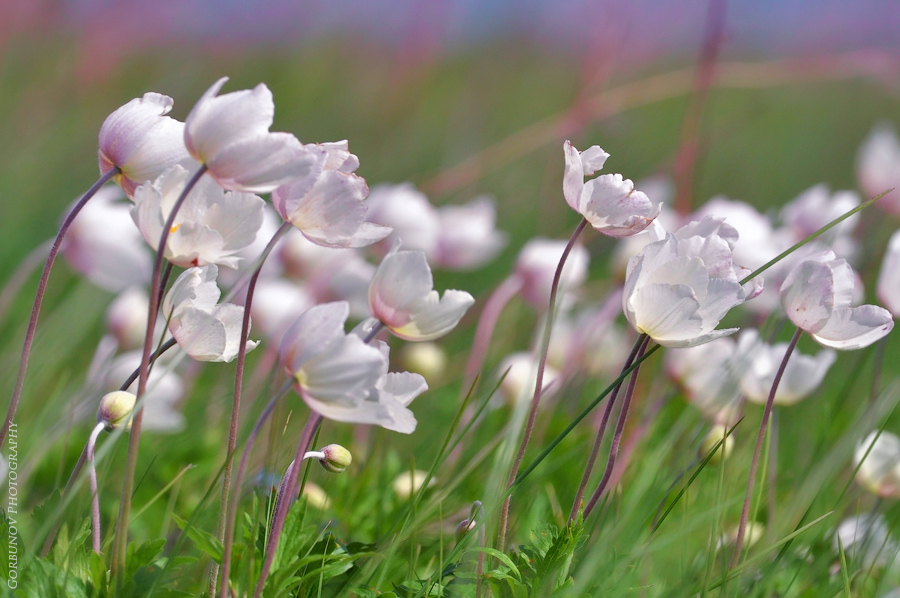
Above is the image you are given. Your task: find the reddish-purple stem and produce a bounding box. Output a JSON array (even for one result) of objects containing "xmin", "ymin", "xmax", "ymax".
[{"xmin": 463, "ymin": 275, "xmax": 524, "ymax": 395}]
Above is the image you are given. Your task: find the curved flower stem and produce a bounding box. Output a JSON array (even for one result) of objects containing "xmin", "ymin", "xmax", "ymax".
[
  {"xmin": 112, "ymin": 164, "xmax": 208, "ymax": 587},
  {"xmin": 463, "ymin": 275, "xmax": 524, "ymax": 395},
  {"xmin": 253, "ymin": 413, "xmax": 322, "ymax": 598},
  {"xmin": 497, "ymin": 217, "xmax": 588, "ymax": 550},
  {"xmin": 363, "ymin": 320, "xmax": 385, "ymax": 345},
  {"xmin": 211, "ymin": 221, "xmax": 292, "ymax": 598},
  {"xmin": 583, "ymin": 335, "xmax": 652, "ymax": 518},
  {"xmin": 87, "ymin": 422, "xmax": 105, "ymax": 554},
  {"xmin": 218, "ymin": 377, "xmax": 294, "ymax": 598},
  {"xmin": 2, "ymin": 169, "xmax": 117, "ymax": 448},
  {"xmin": 117, "ymin": 339, "xmax": 178, "ymax": 391},
  {"xmin": 730, "ymin": 327, "xmax": 801, "ymax": 568},
  {"xmin": 568, "ymin": 334, "xmax": 646, "ymax": 523}
]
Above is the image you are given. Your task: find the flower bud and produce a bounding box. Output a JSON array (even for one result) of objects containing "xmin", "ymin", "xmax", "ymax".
[
  {"xmin": 319, "ymin": 444, "xmax": 352, "ymax": 473},
  {"xmin": 455, "ymin": 519, "xmax": 476, "ymax": 543},
  {"xmin": 302, "ymin": 482, "xmax": 332, "ymax": 510},
  {"xmin": 392, "ymin": 470, "xmax": 434, "ymax": 500},
  {"xmin": 399, "ymin": 342, "xmax": 447, "ymax": 385},
  {"xmin": 97, "ymin": 390, "xmax": 137, "ymax": 431},
  {"xmin": 700, "ymin": 425, "xmax": 734, "ymax": 465}
]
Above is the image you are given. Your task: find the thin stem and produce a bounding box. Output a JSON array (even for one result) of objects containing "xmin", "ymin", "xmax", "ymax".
[
  {"xmin": 583, "ymin": 336, "xmax": 651, "ymax": 517},
  {"xmin": 2, "ymin": 169, "xmax": 117, "ymax": 448},
  {"xmin": 363, "ymin": 320, "xmax": 385, "ymax": 345},
  {"xmin": 218, "ymin": 377, "xmax": 294, "ymax": 598},
  {"xmin": 730, "ymin": 327, "xmax": 802, "ymax": 568},
  {"xmin": 87, "ymin": 422, "xmax": 105, "ymax": 554},
  {"xmin": 498, "ymin": 218, "xmax": 588, "ymax": 549},
  {"xmin": 112, "ymin": 164, "xmax": 208, "ymax": 587},
  {"xmin": 568, "ymin": 335, "xmax": 646, "ymax": 523},
  {"xmin": 118, "ymin": 339, "xmax": 178, "ymax": 391},
  {"xmin": 211, "ymin": 221, "xmax": 292, "ymax": 598},
  {"xmin": 253, "ymin": 413, "xmax": 322, "ymax": 598},
  {"xmin": 463, "ymin": 275, "xmax": 523, "ymax": 394}
]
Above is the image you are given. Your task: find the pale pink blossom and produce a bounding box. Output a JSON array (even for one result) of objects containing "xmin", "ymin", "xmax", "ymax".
[
  {"xmin": 855, "ymin": 431, "xmax": 900, "ymax": 498},
  {"xmin": 365, "ymin": 183, "xmax": 442, "ymax": 255},
  {"xmin": 184, "ymin": 77, "xmax": 321, "ymax": 193},
  {"xmin": 432, "ymin": 197, "xmax": 507, "ymax": 270},
  {"xmin": 368, "ymin": 247, "xmax": 474, "ymax": 341},
  {"xmin": 877, "ymin": 229, "xmax": 900, "ymax": 317},
  {"xmin": 98, "ymin": 92, "xmax": 193, "ymax": 198},
  {"xmin": 857, "ymin": 122, "xmax": 900, "ymax": 214},
  {"xmin": 666, "ymin": 336, "xmax": 747, "ymax": 425},
  {"xmin": 781, "ymin": 252, "xmax": 893, "ymax": 350},
  {"xmin": 514, "ymin": 238, "xmax": 589, "ymax": 310}
]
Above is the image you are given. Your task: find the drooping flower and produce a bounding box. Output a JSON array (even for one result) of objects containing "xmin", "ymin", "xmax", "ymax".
[
  {"xmin": 623, "ymin": 216, "xmax": 749, "ymax": 348},
  {"xmin": 184, "ymin": 77, "xmax": 321, "ymax": 193},
  {"xmin": 279, "ymin": 301, "xmax": 423, "ymax": 433},
  {"xmin": 781, "ymin": 251, "xmax": 893, "ymax": 350},
  {"xmin": 855, "ymin": 431, "xmax": 900, "ymax": 498},
  {"xmin": 514, "ymin": 238, "xmax": 589, "ymax": 310},
  {"xmin": 272, "ymin": 141, "xmax": 391, "ymax": 248},
  {"xmin": 857, "ymin": 122, "xmax": 900, "ymax": 214},
  {"xmin": 737, "ymin": 329, "xmax": 836, "ymax": 406},
  {"xmin": 162, "ymin": 265, "xmax": 258, "ymax": 362},
  {"xmin": 133, "ymin": 165, "xmax": 265, "ymax": 268},
  {"xmin": 562, "ymin": 141, "xmax": 659, "ymax": 237},
  {"xmin": 98, "ymin": 92, "xmax": 193, "ymax": 198},
  {"xmin": 368, "ymin": 247, "xmax": 474, "ymax": 341}
]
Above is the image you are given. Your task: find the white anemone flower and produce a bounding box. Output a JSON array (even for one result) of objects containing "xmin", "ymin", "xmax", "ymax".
[
  {"xmin": 666, "ymin": 336, "xmax": 747, "ymax": 425},
  {"xmin": 368, "ymin": 247, "xmax": 474, "ymax": 341},
  {"xmin": 162, "ymin": 265, "xmax": 258, "ymax": 362},
  {"xmin": 781, "ymin": 251, "xmax": 893, "ymax": 350},
  {"xmin": 98, "ymin": 92, "xmax": 193, "ymax": 198},
  {"xmin": 836, "ymin": 512, "xmax": 900, "ymax": 572},
  {"xmin": 878, "ymin": 229, "xmax": 900, "ymax": 317},
  {"xmin": 432, "ymin": 197, "xmax": 508, "ymax": 270},
  {"xmin": 514, "ymin": 238, "xmax": 589, "ymax": 310},
  {"xmin": 133, "ymin": 165, "xmax": 265, "ymax": 268},
  {"xmin": 562, "ymin": 141, "xmax": 659, "ymax": 237},
  {"xmin": 279, "ymin": 302, "xmax": 422, "ymax": 433},
  {"xmin": 365, "ymin": 183, "xmax": 443, "ymax": 256},
  {"xmin": 737, "ymin": 329, "xmax": 836, "ymax": 406},
  {"xmin": 623, "ymin": 216, "xmax": 748, "ymax": 348},
  {"xmin": 272, "ymin": 141, "xmax": 391, "ymax": 248},
  {"xmin": 184, "ymin": 77, "xmax": 321, "ymax": 193},
  {"xmin": 857, "ymin": 122, "xmax": 900, "ymax": 215},
  {"xmin": 855, "ymin": 431, "xmax": 900, "ymax": 498}
]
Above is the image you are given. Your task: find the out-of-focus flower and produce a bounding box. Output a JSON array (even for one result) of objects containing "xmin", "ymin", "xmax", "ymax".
[
  {"xmin": 62, "ymin": 186, "xmax": 152, "ymax": 291},
  {"xmin": 548, "ymin": 296, "xmax": 628, "ymax": 377},
  {"xmin": 98, "ymin": 92, "xmax": 193, "ymax": 197},
  {"xmin": 514, "ymin": 238, "xmax": 589, "ymax": 310},
  {"xmin": 623, "ymin": 216, "xmax": 748, "ymax": 348},
  {"xmin": 302, "ymin": 482, "xmax": 332, "ymax": 509},
  {"xmin": 249, "ymin": 278, "xmax": 313, "ymax": 345},
  {"xmin": 162, "ymin": 265, "xmax": 258, "ymax": 362},
  {"xmin": 666, "ymin": 336, "xmax": 748, "ymax": 425},
  {"xmin": 496, "ymin": 352, "xmax": 559, "ymax": 407},
  {"xmin": 857, "ymin": 122, "xmax": 900, "ymax": 214},
  {"xmin": 781, "ymin": 252, "xmax": 893, "ymax": 350},
  {"xmin": 106, "ymin": 286, "xmax": 159, "ymax": 351},
  {"xmin": 855, "ymin": 431, "xmax": 900, "ymax": 498},
  {"xmin": 392, "ymin": 470, "xmax": 434, "ymax": 500},
  {"xmin": 368, "ymin": 247, "xmax": 474, "ymax": 341},
  {"xmin": 399, "ymin": 342, "xmax": 447, "ymax": 385},
  {"xmin": 133, "ymin": 165, "xmax": 265, "ymax": 268},
  {"xmin": 184, "ymin": 77, "xmax": 321, "ymax": 193},
  {"xmin": 693, "ymin": 197, "xmax": 781, "ymax": 271},
  {"xmin": 106, "ymin": 350, "xmax": 185, "ymax": 433},
  {"xmin": 562, "ymin": 141, "xmax": 659, "ymax": 236},
  {"xmin": 878, "ymin": 229, "xmax": 900, "ymax": 317},
  {"xmin": 781, "ymin": 184, "xmax": 860, "ymax": 248},
  {"xmin": 699, "ymin": 424, "xmax": 734, "ymax": 464},
  {"xmin": 836, "ymin": 512, "xmax": 900, "ymax": 571},
  {"xmin": 364, "ymin": 183, "xmax": 441, "ymax": 256},
  {"xmin": 738, "ymin": 329, "xmax": 836, "ymax": 406},
  {"xmin": 272, "ymin": 141, "xmax": 391, "ymax": 248},
  {"xmin": 718, "ymin": 522, "xmax": 765, "ymax": 551},
  {"xmin": 279, "ymin": 302, "xmax": 423, "ymax": 433},
  {"xmin": 432, "ymin": 197, "xmax": 507, "ymax": 270}
]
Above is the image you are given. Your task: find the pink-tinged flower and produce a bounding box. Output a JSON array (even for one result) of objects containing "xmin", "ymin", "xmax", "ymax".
[
  {"xmin": 666, "ymin": 336, "xmax": 747, "ymax": 425},
  {"xmin": 623, "ymin": 216, "xmax": 748, "ymax": 348},
  {"xmin": 272, "ymin": 141, "xmax": 391, "ymax": 248},
  {"xmin": 514, "ymin": 238, "xmax": 589, "ymax": 310},
  {"xmin": 365, "ymin": 183, "xmax": 442, "ymax": 255},
  {"xmin": 855, "ymin": 431, "xmax": 900, "ymax": 498},
  {"xmin": 249, "ymin": 278, "xmax": 313, "ymax": 344},
  {"xmin": 98, "ymin": 92, "xmax": 193, "ymax": 198},
  {"xmin": 693, "ymin": 197, "xmax": 782, "ymax": 271},
  {"xmin": 368, "ymin": 247, "xmax": 474, "ymax": 341},
  {"xmin": 433, "ymin": 197, "xmax": 507, "ymax": 270},
  {"xmin": 184, "ymin": 77, "xmax": 321, "ymax": 193},
  {"xmin": 162, "ymin": 265, "xmax": 258, "ymax": 362},
  {"xmin": 280, "ymin": 302, "xmax": 422, "ymax": 433},
  {"xmin": 62, "ymin": 186, "xmax": 152, "ymax": 291},
  {"xmin": 562, "ymin": 141, "xmax": 659, "ymax": 237},
  {"xmin": 878, "ymin": 229, "xmax": 900, "ymax": 317},
  {"xmin": 737, "ymin": 329, "xmax": 835, "ymax": 406},
  {"xmin": 781, "ymin": 252, "xmax": 893, "ymax": 350},
  {"xmin": 106, "ymin": 286, "xmax": 162, "ymax": 351},
  {"xmin": 781, "ymin": 184, "xmax": 860, "ymax": 246},
  {"xmin": 496, "ymin": 352, "xmax": 559, "ymax": 407},
  {"xmin": 133, "ymin": 165, "xmax": 265, "ymax": 268},
  {"xmin": 857, "ymin": 122, "xmax": 900, "ymax": 214}
]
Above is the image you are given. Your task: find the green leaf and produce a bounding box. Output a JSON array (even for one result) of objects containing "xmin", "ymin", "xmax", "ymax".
[{"xmin": 172, "ymin": 513, "xmax": 224, "ymax": 563}]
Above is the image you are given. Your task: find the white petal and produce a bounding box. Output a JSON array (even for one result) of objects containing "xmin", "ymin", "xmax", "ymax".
[
  {"xmin": 780, "ymin": 260, "xmax": 834, "ymax": 333},
  {"xmin": 205, "ymin": 133, "xmax": 320, "ymax": 193},
  {"xmin": 811, "ymin": 305, "xmax": 894, "ymax": 350},
  {"xmin": 368, "ymin": 249, "xmax": 434, "ymax": 329},
  {"xmin": 300, "ymin": 334, "xmax": 385, "ymax": 405},
  {"xmin": 630, "ymin": 283, "xmax": 703, "ymax": 345},
  {"xmin": 878, "ymin": 229, "xmax": 900, "ymax": 317},
  {"xmin": 279, "ymin": 302, "xmax": 350, "ymax": 374},
  {"xmin": 396, "ymin": 289, "xmax": 476, "ymax": 341}
]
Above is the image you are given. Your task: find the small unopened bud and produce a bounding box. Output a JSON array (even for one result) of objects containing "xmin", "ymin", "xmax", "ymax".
[
  {"xmin": 700, "ymin": 424, "xmax": 734, "ymax": 465},
  {"xmin": 455, "ymin": 518, "xmax": 476, "ymax": 543},
  {"xmin": 302, "ymin": 482, "xmax": 332, "ymax": 510},
  {"xmin": 400, "ymin": 342, "xmax": 447, "ymax": 385},
  {"xmin": 392, "ymin": 470, "xmax": 434, "ymax": 500},
  {"xmin": 719, "ymin": 521, "xmax": 765, "ymax": 550},
  {"xmin": 97, "ymin": 390, "xmax": 137, "ymax": 431},
  {"xmin": 319, "ymin": 444, "xmax": 352, "ymax": 473}
]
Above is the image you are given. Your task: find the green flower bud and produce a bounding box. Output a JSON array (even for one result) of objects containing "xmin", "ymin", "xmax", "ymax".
[
  {"xmin": 455, "ymin": 519, "xmax": 476, "ymax": 543},
  {"xmin": 700, "ymin": 424, "xmax": 734, "ymax": 465},
  {"xmin": 97, "ymin": 391, "xmax": 137, "ymax": 431},
  {"xmin": 319, "ymin": 444, "xmax": 352, "ymax": 473}
]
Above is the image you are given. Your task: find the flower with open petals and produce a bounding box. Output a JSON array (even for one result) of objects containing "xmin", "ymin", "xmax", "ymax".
[
  {"xmin": 272, "ymin": 141, "xmax": 391, "ymax": 248},
  {"xmin": 133, "ymin": 165, "xmax": 265, "ymax": 268},
  {"xmin": 368, "ymin": 247, "xmax": 474, "ymax": 341},
  {"xmin": 855, "ymin": 431, "xmax": 900, "ymax": 498},
  {"xmin": 162, "ymin": 265, "xmax": 258, "ymax": 362},
  {"xmin": 563, "ymin": 141, "xmax": 659, "ymax": 237},
  {"xmin": 99, "ymin": 93, "xmax": 193, "ymax": 198},
  {"xmin": 781, "ymin": 252, "xmax": 893, "ymax": 350},
  {"xmin": 280, "ymin": 302, "xmax": 422, "ymax": 433},
  {"xmin": 185, "ymin": 77, "xmax": 321, "ymax": 193},
  {"xmin": 623, "ymin": 216, "xmax": 748, "ymax": 348},
  {"xmin": 514, "ymin": 238, "xmax": 589, "ymax": 310}
]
